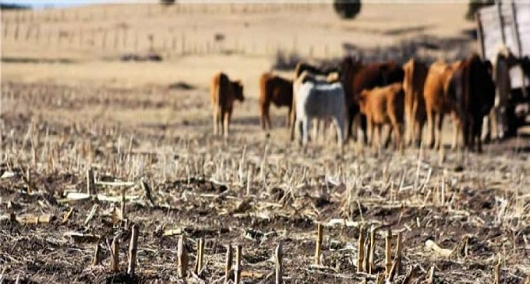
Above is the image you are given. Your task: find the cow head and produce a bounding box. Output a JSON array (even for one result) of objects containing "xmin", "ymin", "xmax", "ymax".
[{"xmin": 232, "ymin": 80, "xmax": 244, "ymax": 102}]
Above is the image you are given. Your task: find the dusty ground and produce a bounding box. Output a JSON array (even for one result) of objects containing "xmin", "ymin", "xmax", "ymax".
[{"xmin": 1, "ymin": 3, "xmax": 530, "ymax": 284}]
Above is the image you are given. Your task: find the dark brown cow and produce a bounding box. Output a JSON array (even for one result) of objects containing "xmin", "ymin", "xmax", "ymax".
[
  {"xmin": 402, "ymin": 59, "xmax": 428, "ymax": 147},
  {"xmin": 259, "ymin": 72, "xmax": 293, "ymax": 130},
  {"xmin": 211, "ymin": 72, "xmax": 244, "ymax": 137},
  {"xmin": 358, "ymin": 83, "xmax": 405, "ymax": 150},
  {"xmin": 339, "ymin": 57, "xmax": 405, "ymax": 143},
  {"xmin": 447, "ymin": 54, "xmax": 495, "ymax": 153}
]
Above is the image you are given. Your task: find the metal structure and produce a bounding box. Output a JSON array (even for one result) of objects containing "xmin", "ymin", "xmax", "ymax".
[{"xmin": 476, "ymin": 1, "xmax": 530, "ymax": 133}]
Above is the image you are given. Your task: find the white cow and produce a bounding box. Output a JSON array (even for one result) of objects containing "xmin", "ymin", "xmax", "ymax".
[{"xmin": 294, "ymin": 74, "xmax": 346, "ymax": 146}]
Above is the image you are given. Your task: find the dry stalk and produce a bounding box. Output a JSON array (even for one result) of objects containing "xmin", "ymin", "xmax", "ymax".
[
  {"xmin": 493, "ymin": 256, "xmax": 501, "ymax": 284},
  {"xmin": 120, "ymin": 188, "xmax": 126, "ymax": 220},
  {"xmin": 357, "ymin": 225, "xmax": 365, "ymax": 273},
  {"xmin": 86, "ymin": 168, "xmax": 96, "ymax": 195},
  {"xmin": 368, "ymin": 226, "xmax": 376, "ymax": 274},
  {"xmin": 140, "ymin": 178, "xmax": 155, "ymax": 206},
  {"xmin": 224, "ymin": 245, "xmax": 233, "ymax": 283},
  {"xmin": 275, "ymin": 242, "xmax": 283, "ymax": 284},
  {"xmin": 402, "ymin": 265, "xmax": 419, "ymax": 284},
  {"xmin": 375, "ymin": 273, "xmax": 384, "ymax": 284},
  {"xmin": 62, "ymin": 207, "xmax": 74, "ymax": 224},
  {"xmin": 315, "ymin": 223, "xmax": 323, "ymax": 266},
  {"xmin": 234, "ymin": 245, "xmax": 242, "ymax": 284},
  {"xmin": 177, "ymin": 235, "xmax": 189, "ymax": 278},
  {"xmin": 110, "ymin": 237, "xmax": 119, "ymax": 273},
  {"xmin": 92, "ymin": 242, "xmax": 100, "ymax": 266},
  {"xmin": 84, "ymin": 204, "xmax": 98, "ymax": 226},
  {"xmin": 396, "ymin": 231, "xmax": 403, "ymax": 275},
  {"xmin": 385, "ymin": 229, "xmax": 392, "ymax": 277},
  {"xmin": 127, "ymin": 224, "xmax": 139, "ymax": 275},
  {"xmin": 427, "ymin": 265, "xmax": 435, "ymax": 284},
  {"xmin": 196, "ymin": 237, "xmax": 205, "ymax": 275},
  {"xmin": 246, "ymin": 165, "xmax": 253, "ymax": 196}
]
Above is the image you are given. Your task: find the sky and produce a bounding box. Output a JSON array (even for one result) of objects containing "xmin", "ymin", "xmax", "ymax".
[{"xmin": 0, "ymin": 0, "xmax": 151, "ymax": 8}]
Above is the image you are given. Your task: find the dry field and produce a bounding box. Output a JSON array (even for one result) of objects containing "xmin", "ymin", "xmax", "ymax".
[{"xmin": 1, "ymin": 3, "xmax": 530, "ymax": 284}]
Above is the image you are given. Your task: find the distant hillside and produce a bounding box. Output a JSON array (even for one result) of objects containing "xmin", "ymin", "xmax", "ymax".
[{"xmin": 0, "ymin": 3, "xmax": 30, "ymax": 10}]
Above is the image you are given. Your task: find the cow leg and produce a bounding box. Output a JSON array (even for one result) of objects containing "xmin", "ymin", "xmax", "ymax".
[
  {"xmin": 404, "ymin": 104, "xmax": 413, "ymax": 146},
  {"xmin": 260, "ymin": 104, "xmax": 269, "ymax": 130},
  {"xmin": 213, "ymin": 107, "xmax": 219, "ymax": 136},
  {"xmin": 426, "ymin": 110, "xmax": 435, "ymax": 149},
  {"xmin": 360, "ymin": 114, "xmax": 368, "ymax": 145},
  {"xmin": 333, "ymin": 114, "xmax": 345, "ymax": 147},
  {"xmin": 473, "ymin": 115, "xmax": 484, "ymax": 153},
  {"xmin": 489, "ymin": 108, "xmax": 498, "ymax": 142},
  {"xmin": 434, "ymin": 112, "xmax": 444, "ymax": 150},
  {"xmin": 223, "ymin": 108, "xmax": 232, "ymax": 138},
  {"xmin": 290, "ymin": 108, "xmax": 297, "ymax": 142},
  {"xmin": 366, "ymin": 117, "xmax": 373, "ymax": 147},
  {"xmin": 376, "ymin": 124, "xmax": 383, "ymax": 153},
  {"xmin": 312, "ymin": 119, "xmax": 319, "ymax": 143},
  {"xmin": 346, "ymin": 105, "xmax": 355, "ymax": 142},
  {"xmin": 384, "ymin": 126, "xmax": 393, "ymax": 149},
  {"xmin": 451, "ymin": 112, "xmax": 460, "ymax": 150},
  {"xmin": 296, "ymin": 118, "xmax": 303, "ymax": 145},
  {"xmin": 389, "ymin": 114, "xmax": 401, "ymax": 150},
  {"xmin": 302, "ymin": 118, "xmax": 311, "ymax": 145},
  {"xmin": 286, "ymin": 107, "xmax": 292, "ymax": 129}
]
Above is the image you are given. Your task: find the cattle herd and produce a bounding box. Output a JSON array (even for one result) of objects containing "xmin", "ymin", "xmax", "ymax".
[{"xmin": 211, "ymin": 46, "xmax": 527, "ymax": 153}]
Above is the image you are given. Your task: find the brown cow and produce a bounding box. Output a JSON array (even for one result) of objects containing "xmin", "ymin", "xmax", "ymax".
[
  {"xmin": 423, "ymin": 60, "xmax": 461, "ymax": 150},
  {"xmin": 211, "ymin": 72, "xmax": 244, "ymax": 137},
  {"xmin": 339, "ymin": 57, "xmax": 405, "ymax": 143},
  {"xmin": 358, "ymin": 83, "xmax": 405, "ymax": 150},
  {"xmin": 259, "ymin": 72, "xmax": 293, "ymax": 130},
  {"xmin": 402, "ymin": 59, "xmax": 428, "ymax": 147},
  {"xmin": 447, "ymin": 54, "xmax": 495, "ymax": 153}
]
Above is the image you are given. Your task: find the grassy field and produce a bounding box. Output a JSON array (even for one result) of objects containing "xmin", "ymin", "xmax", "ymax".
[{"xmin": 1, "ymin": 3, "xmax": 530, "ymax": 284}]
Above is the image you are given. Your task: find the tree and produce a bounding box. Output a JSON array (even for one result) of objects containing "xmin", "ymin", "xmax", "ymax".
[
  {"xmin": 333, "ymin": 0, "xmax": 362, "ymax": 20},
  {"xmin": 160, "ymin": 0, "xmax": 175, "ymax": 5}
]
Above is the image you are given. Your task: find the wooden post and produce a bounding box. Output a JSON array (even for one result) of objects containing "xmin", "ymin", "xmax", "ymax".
[
  {"xmin": 127, "ymin": 224, "xmax": 139, "ymax": 275},
  {"xmin": 314, "ymin": 223, "xmax": 323, "ymax": 265},
  {"xmin": 234, "ymin": 245, "xmax": 242, "ymax": 284},
  {"xmin": 224, "ymin": 245, "xmax": 233, "ymax": 283},
  {"xmin": 275, "ymin": 243, "xmax": 283, "ymax": 284},
  {"xmin": 111, "ymin": 237, "xmax": 119, "ymax": 272},
  {"xmin": 177, "ymin": 236, "xmax": 188, "ymax": 278}
]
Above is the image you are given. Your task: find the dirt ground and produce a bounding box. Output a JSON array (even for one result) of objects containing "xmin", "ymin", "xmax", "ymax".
[{"xmin": 1, "ymin": 3, "xmax": 530, "ymax": 284}]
